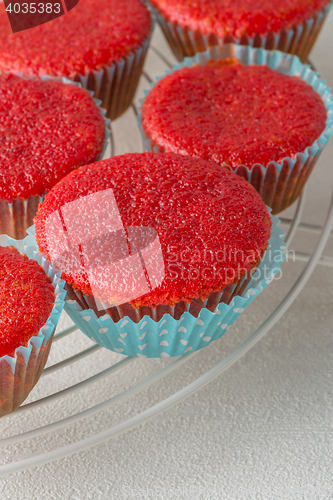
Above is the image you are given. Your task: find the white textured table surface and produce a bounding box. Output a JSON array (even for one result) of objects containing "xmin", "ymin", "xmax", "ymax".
[{"xmin": 1, "ymin": 13, "xmax": 333, "ymax": 500}]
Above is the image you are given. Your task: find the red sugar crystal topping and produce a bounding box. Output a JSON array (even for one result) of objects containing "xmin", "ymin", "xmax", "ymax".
[
  {"xmin": 0, "ymin": 246, "xmax": 55, "ymax": 358},
  {"xmin": 35, "ymin": 153, "xmax": 272, "ymax": 308},
  {"xmin": 0, "ymin": 74, "xmax": 105, "ymax": 201},
  {"xmin": 151, "ymin": 0, "xmax": 329, "ymax": 38},
  {"xmin": 142, "ymin": 61, "xmax": 327, "ymax": 169}
]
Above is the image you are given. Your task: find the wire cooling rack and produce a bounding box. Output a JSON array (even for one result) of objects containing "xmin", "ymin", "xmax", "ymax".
[{"xmin": 0, "ymin": 43, "xmax": 332, "ymax": 477}]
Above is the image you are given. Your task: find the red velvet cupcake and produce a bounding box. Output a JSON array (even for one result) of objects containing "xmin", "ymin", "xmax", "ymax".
[
  {"xmin": 0, "ymin": 247, "xmax": 54, "ymax": 358},
  {"xmin": 0, "ymin": 0, "xmax": 152, "ymax": 120},
  {"xmin": 0, "ymin": 244, "xmax": 65, "ymax": 417},
  {"xmin": 0, "ymin": 74, "xmax": 106, "ymax": 239},
  {"xmin": 34, "ymin": 152, "xmax": 272, "ymax": 322},
  {"xmin": 140, "ymin": 53, "xmax": 330, "ymax": 213},
  {"xmin": 150, "ymin": 0, "xmax": 332, "ymax": 62}
]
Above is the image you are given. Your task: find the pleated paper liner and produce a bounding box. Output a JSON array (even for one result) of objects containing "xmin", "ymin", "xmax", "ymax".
[
  {"xmin": 26, "ymin": 212, "xmax": 285, "ymax": 358},
  {"xmin": 70, "ymin": 9, "xmax": 154, "ymax": 121},
  {"xmin": 0, "ymin": 235, "xmax": 66, "ymax": 418},
  {"xmin": 138, "ymin": 44, "xmax": 333, "ymax": 214},
  {"xmin": 0, "ymin": 76, "xmax": 111, "ymax": 241},
  {"xmin": 150, "ymin": 0, "xmax": 332, "ymax": 63}
]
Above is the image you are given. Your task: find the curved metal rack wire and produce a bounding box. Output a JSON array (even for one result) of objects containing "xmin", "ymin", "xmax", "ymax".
[{"xmin": 0, "ymin": 45, "xmax": 332, "ymax": 477}]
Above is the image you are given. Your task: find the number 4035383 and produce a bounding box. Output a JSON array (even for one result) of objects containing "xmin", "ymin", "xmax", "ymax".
[{"xmin": 5, "ymin": 3, "xmax": 61, "ymax": 13}]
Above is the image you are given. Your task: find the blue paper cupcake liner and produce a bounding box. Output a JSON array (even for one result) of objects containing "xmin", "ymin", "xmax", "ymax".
[
  {"xmin": 0, "ymin": 75, "xmax": 111, "ymax": 240},
  {"xmin": 138, "ymin": 44, "xmax": 333, "ymax": 214},
  {"xmin": 150, "ymin": 1, "xmax": 332, "ymax": 63},
  {"xmin": 70, "ymin": 6, "xmax": 155, "ymax": 121},
  {"xmin": 34, "ymin": 211, "xmax": 285, "ymax": 358},
  {"xmin": 0, "ymin": 234, "xmax": 66, "ymax": 417}
]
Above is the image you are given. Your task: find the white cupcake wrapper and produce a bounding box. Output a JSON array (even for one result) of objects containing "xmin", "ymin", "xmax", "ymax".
[
  {"xmin": 0, "ymin": 234, "xmax": 66, "ymax": 417},
  {"xmin": 138, "ymin": 44, "xmax": 333, "ymax": 214},
  {"xmin": 23, "ymin": 212, "xmax": 285, "ymax": 358},
  {"xmin": 151, "ymin": 1, "xmax": 332, "ymax": 63},
  {"xmin": 0, "ymin": 75, "xmax": 111, "ymax": 240}
]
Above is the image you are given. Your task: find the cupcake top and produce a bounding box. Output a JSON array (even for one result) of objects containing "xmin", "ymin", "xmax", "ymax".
[
  {"xmin": 34, "ymin": 153, "xmax": 271, "ymax": 308},
  {"xmin": 151, "ymin": 0, "xmax": 330, "ymax": 38},
  {"xmin": 0, "ymin": 0, "xmax": 151, "ymax": 78},
  {"xmin": 0, "ymin": 246, "xmax": 55, "ymax": 358},
  {"xmin": 0, "ymin": 74, "xmax": 106, "ymax": 202},
  {"xmin": 141, "ymin": 59, "xmax": 327, "ymax": 169}
]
